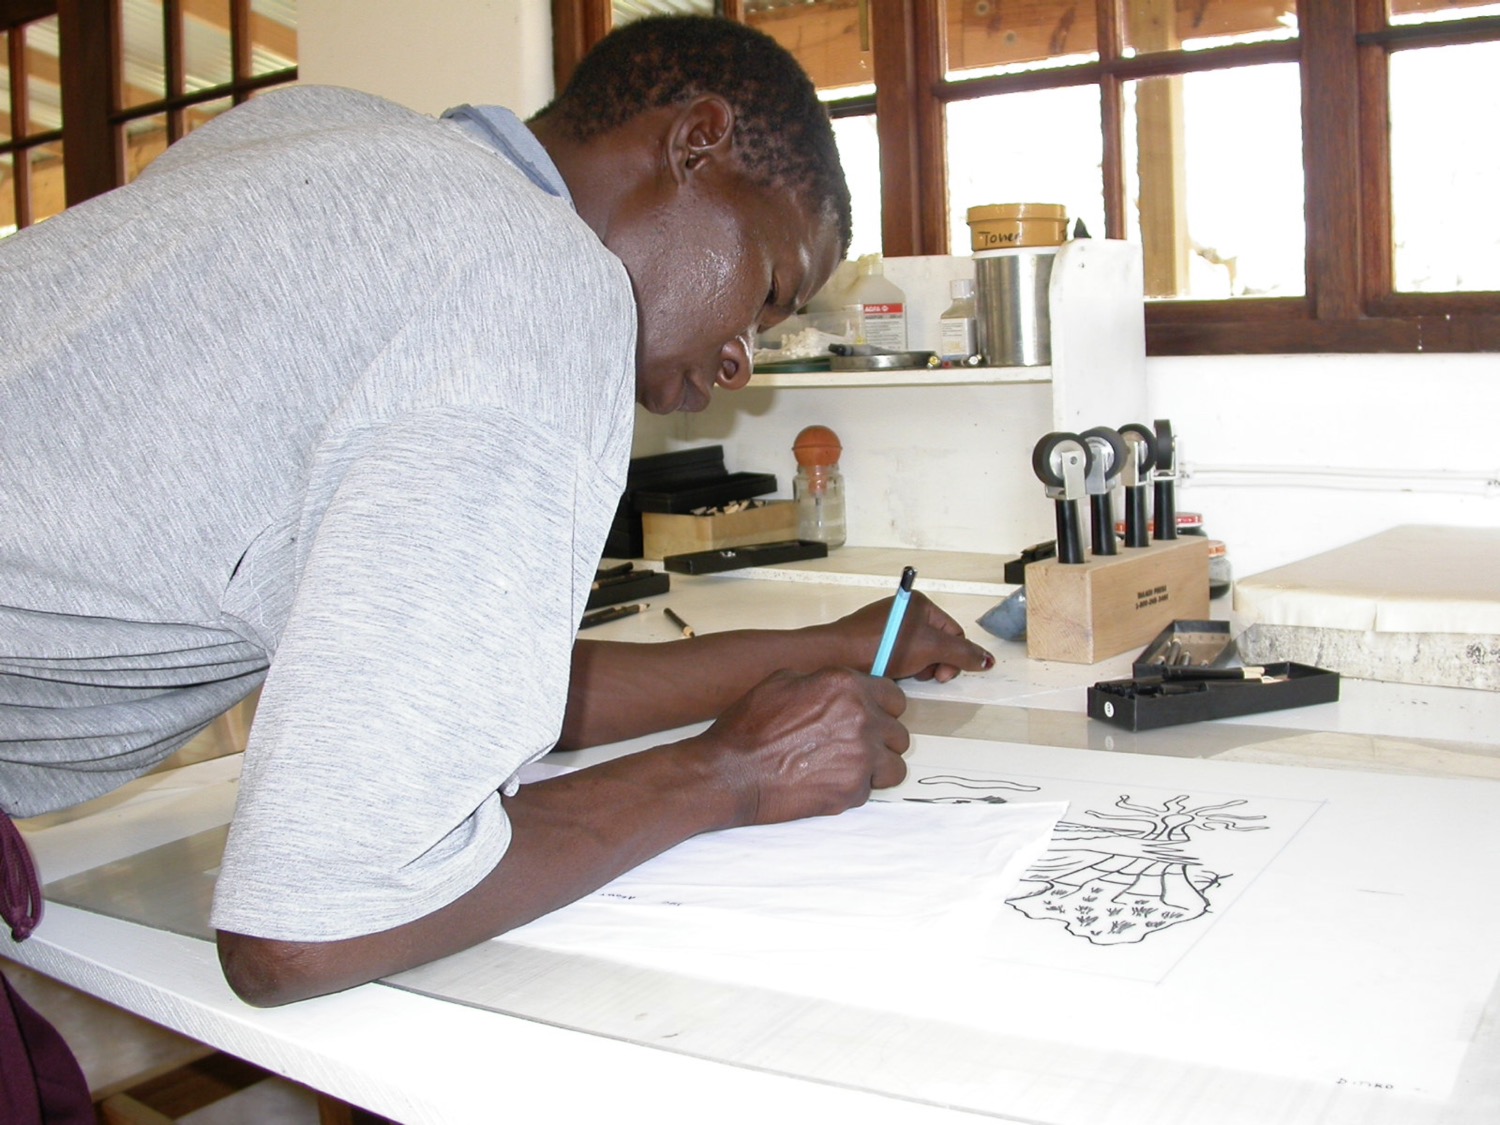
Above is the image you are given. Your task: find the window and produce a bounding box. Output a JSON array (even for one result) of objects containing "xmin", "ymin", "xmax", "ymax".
[
  {"xmin": 2, "ymin": 9, "xmax": 64, "ymax": 233},
  {"xmin": 0, "ymin": 0, "xmax": 296, "ymax": 234},
  {"xmin": 556, "ymin": 0, "xmax": 1500, "ymax": 355}
]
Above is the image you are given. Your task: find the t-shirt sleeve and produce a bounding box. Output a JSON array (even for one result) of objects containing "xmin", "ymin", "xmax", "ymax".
[{"xmin": 210, "ymin": 406, "xmax": 590, "ymax": 941}]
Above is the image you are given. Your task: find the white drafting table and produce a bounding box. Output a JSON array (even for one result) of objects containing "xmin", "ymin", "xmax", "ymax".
[{"xmin": 8, "ymin": 554, "xmax": 1500, "ymax": 1124}]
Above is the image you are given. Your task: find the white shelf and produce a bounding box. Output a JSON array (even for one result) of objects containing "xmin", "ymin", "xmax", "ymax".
[{"xmin": 753, "ymin": 365, "xmax": 1051, "ymax": 389}]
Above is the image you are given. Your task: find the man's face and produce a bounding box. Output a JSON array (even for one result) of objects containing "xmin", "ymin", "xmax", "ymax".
[{"xmin": 608, "ymin": 166, "xmax": 843, "ymax": 415}]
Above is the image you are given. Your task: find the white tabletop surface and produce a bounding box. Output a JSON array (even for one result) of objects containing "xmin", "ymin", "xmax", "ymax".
[{"xmin": 9, "ymin": 553, "xmax": 1500, "ymax": 1124}]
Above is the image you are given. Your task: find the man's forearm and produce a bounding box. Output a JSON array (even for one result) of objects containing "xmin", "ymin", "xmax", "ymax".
[
  {"xmin": 559, "ymin": 592, "xmax": 994, "ymax": 751},
  {"xmin": 217, "ymin": 659, "xmax": 911, "ymax": 1007},
  {"xmin": 559, "ymin": 628, "xmax": 858, "ymax": 750},
  {"xmin": 217, "ymin": 737, "xmax": 742, "ymax": 1006}
]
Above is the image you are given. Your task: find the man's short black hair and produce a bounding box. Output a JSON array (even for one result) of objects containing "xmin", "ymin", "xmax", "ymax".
[{"xmin": 535, "ymin": 15, "xmax": 852, "ymax": 256}]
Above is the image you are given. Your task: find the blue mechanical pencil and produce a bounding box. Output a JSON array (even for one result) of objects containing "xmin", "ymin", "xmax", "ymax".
[{"xmin": 869, "ymin": 566, "xmax": 917, "ymax": 677}]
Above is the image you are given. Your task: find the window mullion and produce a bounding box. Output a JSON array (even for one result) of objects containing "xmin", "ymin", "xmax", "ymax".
[
  {"xmin": 230, "ymin": 0, "xmax": 250, "ymax": 103},
  {"xmin": 1097, "ymin": 0, "xmax": 1126, "ymax": 240},
  {"xmin": 56, "ymin": 0, "xmax": 115, "ymax": 205},
  {"xmin": 9, "ymin": 26, "xmax": 33, "ymax": 225},
  {"xmin": 551, "ymin": 0, "xmax": 610, "ymax": 95},
  {"xmin": 164, "ymin": 0, "xmax": 183, "ymax": 142},
  {"xmin": 911, "ymin": 0, "xmax": 946, "ymax": 255},
  {"xmin": 0, "ymin": 2, "xmax": 56, "ymax": 28},
  {"xmin": 871, "ymin": 0, "xmax": 921, "ymax": 256},
  {"xmin": 1356, "ymin": 0, "xmax": 1392, "ymax": 305},
  {"xmin": 1300, "ymin": 0, "xmax": 1364, "ymax": 321}
]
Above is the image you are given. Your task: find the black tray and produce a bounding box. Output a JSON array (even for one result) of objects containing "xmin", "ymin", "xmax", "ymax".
[
  {"xmin": 1087, "ymin": 661, "xmax": 1340, "ymax": 731},
  {"xmin": 585, "ymin": 568, "xmax": 670, "ymax": 610},
  {"xmin": 662, "ymin": 539, "xmax": 827, "ymax": 575}
]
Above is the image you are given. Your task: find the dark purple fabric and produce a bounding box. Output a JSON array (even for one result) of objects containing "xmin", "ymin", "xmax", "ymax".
[
  {"xmin": 1, "ymin": 811, "xmax": 42, "ymax": 942},
  {"xmin": 1, "ymin": 970, "xmax": 94, "ymax": 1125}
]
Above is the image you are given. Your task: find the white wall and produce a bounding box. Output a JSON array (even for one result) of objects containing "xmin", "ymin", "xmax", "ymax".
[
  {"xmin": 636, "ymin": 379, "xmax": 1062, "ymax": 557},
  {"xmin": 300, "ymin": 0, "xmax": 554, "ymax": 117},
  {"xmin": 300, "ymin": 0, "xmax": 1496, "ymax": 582},
  {"xmin": 1147, "ymin": 353, "xmax": 1498, "ymax": 577},
  {"xmin": 638, "ymin": 350, "xmax": 1497, "ymax": 582}
]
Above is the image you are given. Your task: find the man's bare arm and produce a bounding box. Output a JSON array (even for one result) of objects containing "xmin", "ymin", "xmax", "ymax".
[
  {"xmin": 558, "ymin": 591, "xmax": 994, "ymax": 750},
  {"xmin": 217, "ymin": 665, "xmax": 910, "ymax": 1006}
]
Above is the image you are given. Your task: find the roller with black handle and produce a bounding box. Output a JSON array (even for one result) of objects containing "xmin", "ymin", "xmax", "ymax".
[
  {"xmin": 1032, "ymin": 432, "xmax": 1093, "ymax": 565},
  {"xmin": 1080, "ymin": 426, "xmax": 1126, "ymax": 557},
  {"xmin": 1118, "ymin": 423, "xmax": 1156, "ymax": 549}
]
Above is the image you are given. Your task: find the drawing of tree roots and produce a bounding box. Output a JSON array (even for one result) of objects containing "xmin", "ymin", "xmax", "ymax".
[{"xmin": 1006, "ymin": 793, "xmax": 1269, "ymax": 945}]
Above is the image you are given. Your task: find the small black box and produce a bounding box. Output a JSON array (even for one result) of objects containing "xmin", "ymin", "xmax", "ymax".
[
  {"xmin": 1087, "ymin": 661, "xmax": 1340, "ymax": 731},
  {"xmin": 604, "ymin": 446, "xmax": 778, "ymax": 558},
  {"xmin": 1132, "ymin": 619, "xmax": 1237, "ymax": 677}
]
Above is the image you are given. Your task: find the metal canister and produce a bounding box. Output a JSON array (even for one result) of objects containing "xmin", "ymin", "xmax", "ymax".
[
  {"xmin": 967, "ymin": 203, "xmax": 1067, "ymax": 368},
  {"xmin": 974, "ymin": 247, "xmax": 1056, "ymax": 367}
]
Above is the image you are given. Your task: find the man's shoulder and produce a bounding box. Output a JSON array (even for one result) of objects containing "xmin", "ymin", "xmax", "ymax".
[
  {"xmin": 144, "ymin": 86, "xmax": 442, "ymax": 175},
  {"xmin": 227, "ymin": 84, "xmax": 429, "ymax": 128}
]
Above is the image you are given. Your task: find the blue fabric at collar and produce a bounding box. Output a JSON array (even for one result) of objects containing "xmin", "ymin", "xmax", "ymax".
[{"xmin": 441, "ymin": 104, "xmax": 573, "ymax": 206}]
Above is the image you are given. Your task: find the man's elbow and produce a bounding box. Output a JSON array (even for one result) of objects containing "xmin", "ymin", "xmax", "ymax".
[{"xmin": 216, "ymin": 929, "xmax": 350, "ymax": 1007}]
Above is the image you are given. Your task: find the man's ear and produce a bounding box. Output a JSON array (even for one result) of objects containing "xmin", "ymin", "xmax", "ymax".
[{"xmin": 668, "ymin": 94, "xmax": 736, "ymax": 184}]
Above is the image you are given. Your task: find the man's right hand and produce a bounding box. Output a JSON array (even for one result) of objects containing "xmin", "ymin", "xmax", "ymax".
[{"xmin": 686, "ymin": 665, "xmax": 911, "ymax": 826}]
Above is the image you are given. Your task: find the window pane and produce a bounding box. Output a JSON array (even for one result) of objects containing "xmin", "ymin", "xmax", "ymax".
[
  {"xmin": 1388, "ymin": 0, "xmax": 1500, "ymax": 27},
  {"xmin": 29, "ymin": 139, "xmax": 64, "ymax": 223},
  {"xmin": 944, "ymin": 0, "xmax": 1098, "ymax": 78},
  {"xmin": 748, "ymin": 0, "xmax": 873, "ymax": 93},
  {"xmin": 183, "ymin": 0, "xmax": 233, "ymax": 92},
  {"xmin": 185, "ymin": 94, "xmax": 233, "ymax": 135},
  {"xmin": 120, "ymin": 0, "xmax": 167, "ymax": 109},
  {"xmin": 25, "ymin": 17, "xmax": 63, "ymax": 134},
  {"xmin": 1124, "ymin": 63, "xmax": 1304, "ymax": 300},
  {"xmin": 1390, "ymin": 40, "xmax": 1500, "ymax": 292},
  {"xmin": 612, "ymin": 1, "xmax": 712, "ymax": 30},
  {"xmin": 1, "ymin": 30, "xmax": 11, "ymax": 144},
  {"xmin": 122, "ymin": 113, "xmax": 168, "ymax": 182},
  {"xmin": 250, "ymin": 0, "xmax": 298, "ymax": 78},
  {"xmin": 946, "ymin": 87, "xmax": 1105, "ymax": 255},
  {"xmin": 830, "ymin": 111, "xmax": 881, "ymax": 259},
  {"xmin": 1122, "ymin": 0, "xmax": 1297, "ymax": 55}
]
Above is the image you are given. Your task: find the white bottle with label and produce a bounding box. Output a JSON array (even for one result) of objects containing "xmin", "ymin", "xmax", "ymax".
[
  {"xmin": 843, "ymin": 254, "xmax": 907, "ymax": 351},
  {"xmin": 938, "ymin": 277, "xmax": 978, "ymax": 362}
]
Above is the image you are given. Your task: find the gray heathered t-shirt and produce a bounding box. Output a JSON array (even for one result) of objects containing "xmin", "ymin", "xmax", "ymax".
[{"xmin": 0, "ymin": 86, "xmax": 638, "ymax": 941}]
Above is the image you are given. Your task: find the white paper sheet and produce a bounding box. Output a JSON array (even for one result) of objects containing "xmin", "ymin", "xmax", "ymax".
[
  {"xmin": 509, "ymin": 734, "xmax": 1500, "ymax": 1104},
  {"xmin": 507, "ymin": 797, "xmax": 1068, "ymax": 964}
]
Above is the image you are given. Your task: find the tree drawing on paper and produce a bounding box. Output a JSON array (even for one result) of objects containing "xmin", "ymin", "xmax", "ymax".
[{"xmin": 1005, "ymin": 794, "xmax": 1268, "ymax": 946}]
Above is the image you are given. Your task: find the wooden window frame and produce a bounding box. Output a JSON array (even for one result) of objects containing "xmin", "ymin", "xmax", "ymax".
[
  {"xmin": 552, "ymin": 0, "xmax": 1500, "ymax": 356},
  {"xmin": 1, "ymin": 0, "xmax": 296, "ymax": 214}
]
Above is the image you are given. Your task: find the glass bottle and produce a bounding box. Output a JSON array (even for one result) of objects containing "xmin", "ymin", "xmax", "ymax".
[
  {"xmin": 792, "ymin": 425, "xmax": 846, "ymax": 548},
  {"xmin": 938, "ymin": 277, "xmax": 978, "ymax": 362}
]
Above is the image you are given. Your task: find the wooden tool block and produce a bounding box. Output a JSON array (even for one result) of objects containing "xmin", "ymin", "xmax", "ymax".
[
  {"xmin": 1026, "ymin": 537, "xmax": 1210, "ymax": 664},
  {"xmin": 641, "ymin": 500, "xmax": 798, "ymax": 560}
]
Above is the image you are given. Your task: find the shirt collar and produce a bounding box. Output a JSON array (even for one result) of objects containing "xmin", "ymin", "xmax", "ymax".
[{"xmin": 440, "ymin": 104, "xmax": 573, "ymax": 206}]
